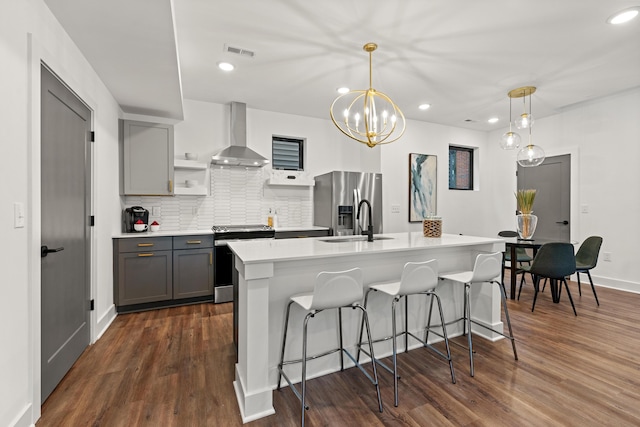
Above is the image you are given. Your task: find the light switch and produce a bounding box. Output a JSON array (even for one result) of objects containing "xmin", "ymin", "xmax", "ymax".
[
  {"xmin": 14, "ymin": 202, "xmax": 25, "ymax": 228},
  {"xmin": 391, "ymin": 204, "xmax": 401, "ymax": 214},
  {"xmin": 581, "ymin": 204, "xmax": 589, "ymax": 214}
]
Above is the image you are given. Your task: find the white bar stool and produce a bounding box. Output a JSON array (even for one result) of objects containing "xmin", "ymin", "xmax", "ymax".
[
  {"xmin": 276, "ymin": 268, "xmax": 383, "ymax": 426},
  {"xmin": 356, "ymin": 260, "xmax": 456, "ymax": 407},
  {"xmin": 439, "ymin": 252, "xmax": 518, "ymax": 377}
]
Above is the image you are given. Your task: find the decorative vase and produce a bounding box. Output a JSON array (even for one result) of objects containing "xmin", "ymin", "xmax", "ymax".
[{"xmin": 516, "ymin": 213, "xmax": 538, "ymax": 240}]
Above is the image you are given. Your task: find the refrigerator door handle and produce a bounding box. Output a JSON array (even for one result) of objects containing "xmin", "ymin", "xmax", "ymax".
[{"xmin": 353, "ymin": 188, "xmax": 360, "ymax": 234}]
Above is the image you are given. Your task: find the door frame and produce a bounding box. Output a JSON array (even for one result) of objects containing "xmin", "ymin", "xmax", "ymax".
[
  {"xmin": 27, "ymin": 33, "xmax": 97, "ymax": 420},
  {"xmin": 517, "ymin": 145, "xmax": 580, "ymax": 241}
]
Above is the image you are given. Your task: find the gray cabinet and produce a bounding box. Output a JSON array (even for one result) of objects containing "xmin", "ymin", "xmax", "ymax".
[
  {"xmin": 114, "ymin": 237, "xmax": 173, "ymax": 307},
  {"xmin": 114, "ymin": 234, "xmax": 213, "ymax": 312},
  {"xmin": 173, "ymin": 235, "xmax": 213, "ymax": 299},
  {"xmin": 120, "ymin": 119, "xmax": 174, "ymax": 195}
]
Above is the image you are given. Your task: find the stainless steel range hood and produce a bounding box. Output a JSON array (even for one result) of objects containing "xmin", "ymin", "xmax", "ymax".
[{"xmin": 211, "ymin": 102, "xmax": 270, "ymax": 167}]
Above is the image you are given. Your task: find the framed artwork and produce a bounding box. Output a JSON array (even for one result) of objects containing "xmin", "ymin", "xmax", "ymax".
[{"xmin": 409, "ymin": 153, "xmax": 437, "ymax": 222}]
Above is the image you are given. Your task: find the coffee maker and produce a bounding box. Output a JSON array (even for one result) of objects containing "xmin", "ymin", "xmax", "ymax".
[{"xmin": 123, "ymin": 206, "xmax": 149, "ymax": 232}]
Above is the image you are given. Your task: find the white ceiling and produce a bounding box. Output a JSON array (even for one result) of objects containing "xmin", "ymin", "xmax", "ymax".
[{"xmin": 44, "ymin": 0, "xmax": 640, "ymax": 131}]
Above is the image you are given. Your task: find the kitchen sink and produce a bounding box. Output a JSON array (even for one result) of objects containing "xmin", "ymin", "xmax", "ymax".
[{"xmin": 319, "ymin": 236, "xmax": 394, "ymax": 243}]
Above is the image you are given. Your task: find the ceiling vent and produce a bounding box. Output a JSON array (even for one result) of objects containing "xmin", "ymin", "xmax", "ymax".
[{"xmin": 224, "ymin": 44, "xmax": 255, "ymax": 58}]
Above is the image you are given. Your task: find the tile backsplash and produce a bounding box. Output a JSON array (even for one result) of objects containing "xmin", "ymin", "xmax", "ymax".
[{"xmin": 124, "ymin": 166, "xmax": 313, "ymax": 231}]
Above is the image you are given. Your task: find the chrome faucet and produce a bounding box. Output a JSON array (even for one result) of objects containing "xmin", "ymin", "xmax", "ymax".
[{"xmin": 356, "ymin": 199, "xmax": 374, "ymax": 242}]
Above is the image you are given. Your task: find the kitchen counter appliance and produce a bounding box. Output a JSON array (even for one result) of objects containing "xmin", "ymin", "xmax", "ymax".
[
  {"xmin": 212, "ymin": 224, "xmax": 275, "ymax": 304},
  {"xmin": 123, "ymin": 206, "xmax": 149, "ymax": 233}
]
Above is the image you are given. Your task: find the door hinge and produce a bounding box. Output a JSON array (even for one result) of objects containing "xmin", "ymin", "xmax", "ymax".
[
  {"xmin": 90, "ymin": 215, "xmax": 95, "ymax": 226},
  {"xmin": 90, "ymin": 131, "xmax": 95, "ymax": 142},
  {"xmin": 90, "ymin": 299, "xmax": 95, "ymax": 311}
]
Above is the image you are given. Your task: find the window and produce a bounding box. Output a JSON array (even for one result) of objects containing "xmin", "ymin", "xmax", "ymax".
[
  {"xmin": 272, "ymin": 136, "xmax": 304, "ymax": 170},
  {"xmin": 449, "ymin": 146, "xmax": 474, "ymax": 190}
]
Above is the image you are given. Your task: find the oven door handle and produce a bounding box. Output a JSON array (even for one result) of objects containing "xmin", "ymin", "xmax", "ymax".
[{"xmin": 214, "ymin": 237, "xmax": 274, "ymax": 246}]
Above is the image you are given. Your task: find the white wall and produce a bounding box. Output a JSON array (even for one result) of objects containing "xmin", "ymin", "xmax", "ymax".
[
  {"xmin": 135, "ymin": 99, "xmax": 382, "ymax": 229},
  {"xmin": 380, "ymin": 121, "xmax": 490, "ymax": 235},
  {"xmin": 1, "ymin": 1, "xmax": 122, "ymax": 426},
  {"xmin": 487, "ymin": 88, "xmax": 640, "ymax": 293},
  {"xmin": 173, "ymin": 99, "xmax": 381, "ymax": 177}
]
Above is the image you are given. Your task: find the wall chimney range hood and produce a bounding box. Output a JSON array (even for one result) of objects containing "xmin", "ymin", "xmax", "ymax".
[{"xmin": 211, "ymin": 102, "xmax": 270, "ymax": 167}]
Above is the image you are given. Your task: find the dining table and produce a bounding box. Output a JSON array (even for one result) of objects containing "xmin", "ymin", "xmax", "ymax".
[{"xmin": 502, "ymin": 236, "xmax": 577, "ymax": 300}]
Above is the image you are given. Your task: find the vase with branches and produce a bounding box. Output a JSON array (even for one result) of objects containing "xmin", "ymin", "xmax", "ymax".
[{"xmin": 515, "ymin": 189, "xmax": 538, "ymax": 239}]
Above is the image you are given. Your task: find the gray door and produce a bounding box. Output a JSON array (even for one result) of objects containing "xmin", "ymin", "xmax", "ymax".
[
  {"xmin": 517, "ymin": 154, "xmax": 570, "ymax": 240},
  {"xmin": 41, "ymin": 65, "xmax": 92, "ymax": 402}
]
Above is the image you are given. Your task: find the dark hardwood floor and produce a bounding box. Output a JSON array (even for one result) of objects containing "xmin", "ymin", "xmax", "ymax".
[{"xmin": 38, "ymin": 276, "xmax": 640, "ymax": 426}]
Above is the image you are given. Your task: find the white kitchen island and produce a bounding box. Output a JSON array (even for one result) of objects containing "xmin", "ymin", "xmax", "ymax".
[{"xmin": 228, "ymin": 232, "xmax": 505, "ymax": 423}]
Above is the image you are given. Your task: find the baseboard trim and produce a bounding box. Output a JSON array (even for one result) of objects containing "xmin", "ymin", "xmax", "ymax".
[
  {"xmin": 586, "ymin": 274, "xmax": 639, "ymax": 295},
  {"xmin": 95, "ymin": 304, "xmax": 117, "ymax": 342},
  {"xmin": 9, "ymin": 403, "xmax": 33, "ymax": 427}
]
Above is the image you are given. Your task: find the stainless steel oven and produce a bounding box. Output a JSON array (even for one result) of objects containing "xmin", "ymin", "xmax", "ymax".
[{"xmin": 212, "ymin": 224, "xmax": 275, "ymax": 303}]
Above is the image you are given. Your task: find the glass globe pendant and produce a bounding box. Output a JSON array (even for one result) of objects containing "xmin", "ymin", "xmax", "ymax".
[
  {"xmin": 513, "ymin": 87, "xmax": 535, "ymax": 129},
  {"xmin": 517, "ymin": 128, "xmax": 545, "ymax": 167},
  {"xmin": 500, "ymin": 95, "xmax": 521, "ymax": 149},
  {"xmin": 514, "ymin": 112, "xmax": 534, "ymax": 130},
  {"xmin": 500, "ymin": 131, "xmax": 521, "ymax": 150}
]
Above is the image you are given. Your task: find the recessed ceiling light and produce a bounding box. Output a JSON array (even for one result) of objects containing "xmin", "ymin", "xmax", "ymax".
[
  {"xmin": 488, "ymin": 117, "xmax": 499, "ymax": 124},
  {"xmin": 418, "ymin": 103, "xmax": 431, "ymax": 110},
  {"xmin": 218, "ymin": 62, "xmax": 235, "ymax": 71},
  {"xmin": 607, "ymin": 7, "xmax": 640, "ymax": 24},
  {"xmin": 337, "ymin": 87, "xmax": 350, "ymax": 94}
]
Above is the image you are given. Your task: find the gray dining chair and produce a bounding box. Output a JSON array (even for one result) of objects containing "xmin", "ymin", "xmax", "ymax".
[
  {"xmin": 520, "ymin": 243, "xmax": 577, "ymax": 316},
  {"xmin": 498, "ymin": 230, "xmax": 532, "ymax": 290},
  {"xmin": 575, "ymin": 236, "xmax": 603, "ymax": 306}
]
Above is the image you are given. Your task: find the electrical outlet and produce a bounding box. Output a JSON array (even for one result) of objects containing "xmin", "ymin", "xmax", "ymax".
[
  {"xmin": 581, "ymin": 204, "xmax": 589, "ymax": 213},
  {"xmin": 391, "ymin": 204, "xmax": 400, "ymax": 214},
  {"xmin": 152, "ymin": 206, "xmax": 161, "ymax": 216},
  {"xmin": 192, "ymin": 207, "xmax": 198, "ymax": 215},
  {"xmin": 603, "ymin": 252, "xmax": 612, "ymax": 262}
]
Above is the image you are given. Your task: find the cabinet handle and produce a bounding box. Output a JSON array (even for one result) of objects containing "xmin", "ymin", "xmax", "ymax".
[
  {"xmin": 186, "ymin": 240, "xmax": 202, "ymax": 244},
  {"xmin": 138, "ymin": 253, "xmax": 154, "ymax": 257},
  {"xmin": 210, "ymin": 253, "xmax": 213, "ymax": 265},
  {"xmin": 137, "ymin": 243, "xmax": 154, "ymax": 247},
  {"xmin": 169, "ymin": 179, "xmax": 173, "ymax": 192}
]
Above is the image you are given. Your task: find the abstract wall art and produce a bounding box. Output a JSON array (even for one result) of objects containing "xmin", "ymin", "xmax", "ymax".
[{"xmin": 409, "ymin": 153, "xmax": 437, "ymax": 222}]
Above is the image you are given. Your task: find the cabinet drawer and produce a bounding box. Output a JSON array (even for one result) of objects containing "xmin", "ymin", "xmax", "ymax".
[
  {"xmin": 173, "ymin": 235, "xmax": 213, "ymax": 250},
  {"xmin": 116, "ymin": 237, "xmax": 173, "ymax": 253}
]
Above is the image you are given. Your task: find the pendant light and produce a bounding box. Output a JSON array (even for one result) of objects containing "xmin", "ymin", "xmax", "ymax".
[
  {"xmin": 506, "ymin": 86, "xmax": 545, "ymax": 167},
  {"xmin": 500, "ymin": 94, "xmax": 521, "ymax": 150},
  {"xmin": 330, "ymin": 43, "xmax": 406, "ymax": 148},
  {"xmin": 517, "ymin": 126, "xmax": 545, "ymax": 167},
  {"xmin": 513, "ymin": 86, "xmax": 535, "ymax": 129}
]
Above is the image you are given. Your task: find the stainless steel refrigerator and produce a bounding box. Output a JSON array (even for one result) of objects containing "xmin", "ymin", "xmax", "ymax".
[{"xmin": 314, "ymin": 171, "xmax": 383, "ymax": 236}]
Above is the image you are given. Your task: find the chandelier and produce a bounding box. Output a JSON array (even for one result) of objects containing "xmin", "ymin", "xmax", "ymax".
[
  {"xmin": 501, "ymin": 86, "xmax": 545, "ymax": 167},
  {"xmin": 330, "ymin": 43, "xmax": 406, "ymax": 148}
]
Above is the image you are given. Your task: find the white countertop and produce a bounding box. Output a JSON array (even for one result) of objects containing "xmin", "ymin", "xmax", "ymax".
[
  {"xmin": 112, "ymin": 226, "xmax": 329, "ymax": 239},
  {"xmin": 228, "ymin": 232, "xmax": 504, "ymax": 264},
  {"xmin": 113, "ymin": 229, "xmax": 213, "ymax": 238}
]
